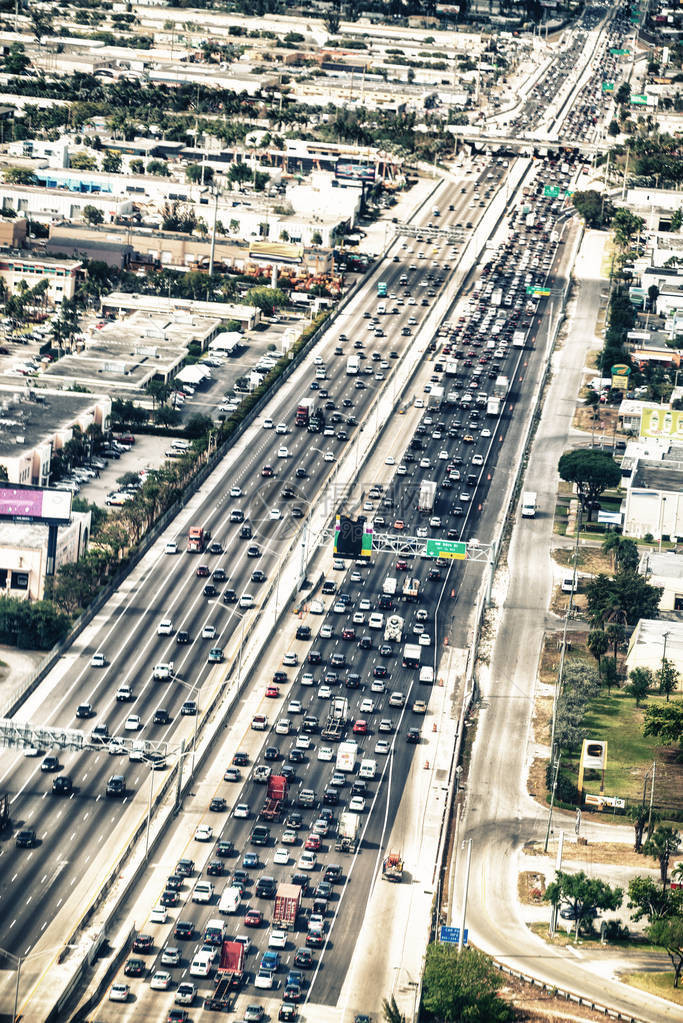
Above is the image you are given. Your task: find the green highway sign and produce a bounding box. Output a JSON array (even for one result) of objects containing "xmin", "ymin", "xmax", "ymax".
[
  {"xmin": 426, "ymin": 538, "xmax": 467, "ymax": 560},
  {"xmin": 526, "ymin": 285, "xmax": 550, "ymax": 297},
  {"xmin": 543, "ymin": 185, "xmax": 560, "ymax": 198},
  {"xmin": 602, "ymin": 81, "xmax": 614, "ymax": 92},
  {"xmin": 610, "ymin": 48, "xmax": 630, "ymax": 55},
  {"xmin": 630, "ymin": 94, "xmax": 648, "ymax": 105}
]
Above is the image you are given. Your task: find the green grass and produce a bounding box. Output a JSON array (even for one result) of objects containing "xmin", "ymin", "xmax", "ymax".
[
  {"xmin": 528, "ymin": 922, "xmax": 657, "ymax": 951},
  {"xmin": 560, "ymin": 692, "xmax": 683, "ymax": 805},
  {"xmin": 622, "ymin": 971, "xmax": 683, "ymax": 1006}
]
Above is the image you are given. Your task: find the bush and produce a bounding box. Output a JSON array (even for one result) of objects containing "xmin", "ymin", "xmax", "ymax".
[{"xmin": 547, "ymin": 763, "xmax": 577, "ymax": 804}]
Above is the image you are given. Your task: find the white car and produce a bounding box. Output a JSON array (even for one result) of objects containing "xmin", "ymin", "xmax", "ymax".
[
  {"xmin": 233, "ymin": 803, "xmax": 250, "ymax": 818},
  {"xmin": 472, "ymin": 454, "xmax": 484, "ymax": 466},
  {"xmin": 333, "ymin": 601, "xmax": 346, "ymax": 613},
  {"xmin": 397, "ymin": 464, "xmax": 407, "ymax": 475},
  {"xmin": 255, "ymin": 970, "xmax": 274, "ymax": 989},
  {"xmin": 481, "ymin": 428, "xmax": 491, "ymax": 438},
  {"xmin": 389, "ymin": 691, "xmax": 405, "ymax": 706},
  {"xmin": 317, "ymin": 685, "xmax": 332, "ymax": 699},
  {"xmin": 194, "ymin": 824, "xmax": 214, "ymax": 842},
  {"xmin": 371, "ymin": 680, "xmax": 385, "ymax": 693},
  {"xmin": 385, "ymin": 455, "xmax": 395, "ymax": 465},
  {"xmin": 150, "ymin": 971, "xmax": 171, "ymax": 990},
  {"xmin": 150, "ymin": 904, "xmax": 168, "ymax": 925},
  {"xmin": 157, "ymin": 619, "xmax": 173, "ymax": 635},
  {"xmin": 152, "ymin": 662, "xmax": 174, "ymax": 680},
  {"xmin": 359, "ymin": 698, "xmax": 374, "ymax": 714},
  {"xmin": 298, "ymin": 851, "xmax": 317, "ymax": 870},
  {"xmin": 273, "ymin": 847, "xmax": 289, "ymax": 865},
  {"xmin": 282, "ymin": 829, "xmax": 297, "ymax": 844},
  {"xmin": 352, "ymin": 612, "xmax": 365, "ymax": 625},
  {"xmin": 124, "ymin": 714, "xmax": 141, "ymax": 731},
  {"xmin": 375, "ymin": 739, "xmax": 390, "ymax": 755},
  {"xmin": 414, "ymin": 398, "xmax": 424, "ymax": 407},
  {"xmin": 317, "ymin": 746, "xmax": 333, "ymax": 761},
  {"xmin": 109, "ymin": 983, "xmax": 130, "ymax": 1002},
  {"xmin": 108, "ymin": 738, "xmax": 126, "ymax": 756},
  {"xmin": 416, "ymin": 526, "xmax": 428, "ymax": 538},
  {"xmin": 309, "ymin": 600, "xmax": 324, "ymax": 615},
  {"xmin": 275, "ymin": 718, "xmax": 291, "ymax": 735},
  {"xmin": 349, "ymin": 796, "xmax": 366, "ymax": 812},
  {"xmin": 300, "ymin": 672, "xmax": 314, "ymax": 686},
  {"xmin": 269, "ymin": 929, "xmax": 287, "ymax": 948},
  {"xmin": 419, "ymin": 633, "xmax": 432, "ymax": 646},
  {"xmin": 438, "ymin": 449, "xmax": 449, "ymax": 460},
  {"xmin": 270, "ymin": 508, "xmax": 281, "ymax": 519},
  {"xmin": 287, "ymin": 700, "xmax": 302, "ymax": 714},
  {"xmin": 283, "ymin": 651, "xmax": 298, "ymax": 666},
  {"xmin": 295, "ymin": 735, "xmax": 311, "ymax": 749},
  {"xmin": 192, "ymin": 881, "xmax": 214, "ymax": 903},
  {"xmin": 230, "ymin": 486, "xmax": 242, "ymax": 497},
  {"xmin": 90, "ymin": 652, "xmax": 106, "ymax": 668},
  {"xmin": 358, "ymin": 598, "xmax": 372, "ymax": 611},
  {"xmin": 323, "ymin": 451, "xmax": 335, "ymax": 462},
  {"xmin": 320, "ymin": 624, "xmax": 333, "ymax": 639},
  {"xmin": 202, "ymin": 624, "xmax": 217, "ymax": 639},
  {"xmin": 263, "ymin": 418, "xmax": 274, "ymax": 429},
  {"xmin": 164, "ymin": 541, "xmax": 178, "ymax": 555},
  {"xmin": 277, "ymin": 446, "xmax": 289, "ymax": 458},
  {"xmin": 429, "ymin": 516, "xmax": 441, "ymax": 528}
]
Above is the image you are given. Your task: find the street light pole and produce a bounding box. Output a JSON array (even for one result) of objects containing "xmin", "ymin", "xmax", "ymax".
[
  {"xmin": 144, "ymin": 760, "xmax": 155, "ymax": 859},
  {"xmin": 458, "ymin": 839, "xmax": 472, "ymax": 953}
]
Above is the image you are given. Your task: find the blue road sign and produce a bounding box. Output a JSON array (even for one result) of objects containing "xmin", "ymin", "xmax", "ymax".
[{"xmin": 439, "ymin": 925, "xmax": 468, "ymax": 945}]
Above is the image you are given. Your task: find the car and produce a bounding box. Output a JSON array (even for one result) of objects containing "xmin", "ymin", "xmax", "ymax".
[
  {"xmin": 261, "ymin": 465, "xmax": 274, "ymax": 477},
  {"xmin": 353, "ymin": 719, "xmax": 367, "ymax": 735},
  {"xmin": 245, "ymin": 1006, "xmax": 265, "ymax": 1022},
  {"xmin": 165, "ymin": 541, "xmax": 178, "ymax": 554},
  {"xmin": 275, "ymin": 718, "xmax": 291, "ymax": 735},
  {"xmin": 40, "ymin": 754, "xmax": 60, "ymax": 772},
  {"xmin": 245, "ymin": 908, "xmax": 263, "ymax": 927},
  {"xmin": 243, "ymin": 851, "xmax": 259, "ymax": 868},
  {"xmin": 90, "ymin": 652, "xmax": 106, "ymax": 668},
  {"xmin": 192, "ymin": 881, "xmax": 214, "ymax": 903},
  {"xmin": 389, "ymin": 691, "xmax": 405, "ymax": 707},
  {"xmin": 359, "ymin": 698, "xmax": 374, "ymax": 714},
  {"xmin": 252, "ymin": 714, "xmax": 268, "ymax": 730},
  {"xmin": 287, "ymin": 699, "xmax": 302, "ymax": 715},
  {"xmin": 233, "ymin": 751, "xmax": 249, "ymax": 766},
  {"xmin": 206, "ymin": 859, "xmax": 226, "ymax": 876},
  {"xmin": 279, "ymin": 1005, "xmax": 298, "ymax": 1021},
  {"xmin": 349, "ymin": 796, "xmax": 366, "ymax": 812},
  {"xmin": 270, "ymin": 508, "xmax": 282, "ymax": 520},
  {"xmin": 265, "ymin": 684, "xmax": 280, "ymax": 698},
  {"xmin": 176, "ymin": 629, "xmax": 191, "ymax": 645},
  {"xmin": 175, "ymin": 980, "xmax": 196, "ymax": 1004},
  {"xmin": 150, "ymin": 970, "xmax": 171, "ymax": 990},
  {"xmin": 108, "ymin": 982, "xmax": 130, "ymax": 1002},
  {"xmin": 150, "ymin": 904, "xmax": 168, "ymax": 925},
  {"xmin": 282, "ymin": 829, "xmax": 298, "ymax": 845},
  {"xmin": 157, "ymin": 618, "xmax": 173, "ymax": 635},
  {"xmin": 233, "ymin": 803, "xmax": 250, "ymax": 818},
  {"xmin": 269, "ymin": 928, "xmax": 287, "ymax": 949},
  {"xmin": 124, "ymin": 957, "xmax": 145, "ymax": 977},
  {"xmin": 168, "ymin": 1011, "xmax": 189, "ymax": 1023},
  {"xmin": 289, "ymin": 748, "xmax": 305, "ymax": 763},
  {"xmin": 413, "ymin": 699, "xmax": 427, "ymax": 714},
  {"xmin": 273, "ymin": 846, "xmax": 289, "ymax": 865},
  {"xmin": 180, "ymin": 700, "xmax": 197, "ymax": 716},
  {"xmin": 378, "ymin": 719, "xmax": 394, "ymax": 733},
  {"xmin": 407, "ymin": 727, "xmax": 421, "ymax": 744},
  {"xmin": 52, "ymin": 774, "xmax": 73, "ymax": 795},
  {"xmin": 305, "ymin": 833, "xmax": 322, "ymax": 851},
  {"xmin": 283, "ymin": 651, "xmax": 298, "ymax": 666},
  {"xmin": 210, "ymin": 796, "xmax": 227, "ymax": 812},
  {"xmin": 76, "ymin": 703, "xmax": 94, "ymax": 719},
  {"xmin": 173, "ymin": 921, "xmax": 194, "ymax": 941},
  {"xmin": 208, "ymin": 646, "xmax": 224, "ymax": 663},
  {"xmin": 298, "ymin": 851, "xmax": 317, "ymax": 870},
  {"xmin": 194, "ymin": 824, "xmax": 213, "ymax": 842},
  {"xmin": 124, "ymin": 714, "xmax": 141, "ymax": 731}
]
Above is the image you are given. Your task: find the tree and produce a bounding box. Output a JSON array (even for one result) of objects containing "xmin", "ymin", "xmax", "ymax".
[
  {"xmin": 612, "ymin": 208, "xmax": 645, "ymax": 250},
  {"xmin": 558, "ymin": 449, "xmax": 621, "ymax": 514},
  {"xmin": 83, "ymin": 205, "xmax": 104, "ymax": 226},
  {"xmin": 629, "ymin": 804, "xmax": 651, "ymax": 854},
  {"xmin": 608, "ymin": 118, "xmax": 620, "ymax": 137},
  {"xmin": 422, "ymin": 944, "xmax": 512, "ymax": 1023},
  {"xmin": 102, "ymin": 151, "xmax": 122, "ymax": 174},
  {"xmin": 3, "ymin": 166, "xmax": 38, "ymax": 186},
  {"xmin": 325, "ymin": 5, "xmax": 341, "ymax": 33},
  {"xmin": 382, "ymin": 995, "xmax": 406, "ymax": 1023},
  {"xmin": 311, "ymin": 230, "xmax": 323, "ymax": 245},
  {"xmin": 185, "ymin": 414, "xmax": 213, "ymax": 439},
  {"xmin": 545, "ymin": 871, "xmax": 623, "ymax": 938},
  {"xmin": 3, "ymin": 43, "xmax": 30, "ymax": 76},
  {"xmin": 616, "ymin": 82, "xmax": 631, "ymax": 105},
  {"xmin": 186, "ymin": 163, "xmax": 214, "ymax": 184},
  {"xmin": 648, "ymin": 916, "xmax": 683, "ymax": 988},
  {"xmin": 245, "ymin": 286, "xmax": 288, "ymax": 315},
  {"xmin": 586, "ymin": 571, "xmax": 662, "ymax": 627},
  {"xmin": 228, "ymin": 162, "xmax": 251, "ymax": 187},
  {"xmin": 657, "ymin": 658, "xmax": 680, "ymax": 702},
  {"xmin": 627, "ymin": 667, "xmax": 653, "ymax": 707},
  {"xmin": 648, "ymin": 284, "xmax": 660, "ymax": 313},
  {"xmin": 628, "ymin": 876, "xmax": 683, "ymax": 923},
  {"xmin": 643, "ymin": 703, "xmax": 683, "ymax": 748},
  {"xmin": 0, "ymin": 464, "xmax": 8, "ymax": 482},
  {"xmin": 605, "ymin": 621, "xmax": 625, "ymax": 665},
  {"xmin": 130, "ymin": 158, "xmax": 144, "ymax": 174},
  {"xmin": 70, "ymin": 152, "xmax": 97, "ymax": 171},
  {"xmin": 29, "ymin": 5, "xmax": 51, "ymax": 40},
  {"xmin": 147, "ymin": 159, "xmax": 169, "ymax": 176},
  {"xmin": 587, "ymin": 629, "xmax": 609, "ymax": 671},
  {"xmin": 571, "ymin": 189, "xmax": 609, "ymax": 228},
  {"xmin": 644, "ymin": 827, "xmax": 682, "ymax": 888}
]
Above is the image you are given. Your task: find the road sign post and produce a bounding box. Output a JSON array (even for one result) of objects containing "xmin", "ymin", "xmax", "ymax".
[
  {"xmin": 426, "ymin": 538, "xmax": 467, "ymax": 560},
  {"xmin": 439, "ymin": 925, "xmax": 468, "ymax": 945}
]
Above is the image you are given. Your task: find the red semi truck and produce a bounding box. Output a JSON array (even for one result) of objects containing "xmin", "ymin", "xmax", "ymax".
[
  {"xmin": 204, "ymin": 940, "xmax": 244, "ymax": 1009},
  {"xmin": 273, "ymin": 883, "xmax": 301, "ymax": 929},
  {"xmin": 187, "ymin": 526, "xmax": 207, "ymax": 553},
  {"xmin": 260, "ymin": 774, "xmax": 287, "ymax": 821}
]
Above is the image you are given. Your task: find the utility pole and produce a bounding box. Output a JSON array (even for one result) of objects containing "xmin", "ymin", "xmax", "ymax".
[
  {"xmin": 458, "ymin": 839, "xmax": 472, "ymax": 952},
  {"xmin": 208, "ymin": 186, "xmax": 219, "ymax": 277}
]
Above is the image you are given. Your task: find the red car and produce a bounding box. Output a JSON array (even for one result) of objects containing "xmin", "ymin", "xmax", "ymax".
[
  {"xmin": 305, "ymin": 833, "xmax": 322, "ymax": 851},
  {"xmin": 396, "ymin": 559, "xmax": 408, "ymax": 571},
  {"xmin": 196, "ymin": 565, "xmax": 210, "ymax": 577},
  {"xmin": 393, "ymin": 520, "xmax": 405, "ymax": 530},
  {"xmin": 261, "ymin": 465, "xmax": 274, "ymax": 477},
  {"xmin": 353, "ymin": 719, "xmax": 367, "ymax": 735},
  {"xmin": 341, "ymin": 627, "xmax": 356, "ymax": 640},
  {"xmin": 265, "ymin": 685, "xmax": 280, "ymax": 698},
  {"xmin": 244, "ymin": 908, "xmax": 263, "ymax": 927}
]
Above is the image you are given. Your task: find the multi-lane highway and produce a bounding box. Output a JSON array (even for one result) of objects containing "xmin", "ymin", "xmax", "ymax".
[{"xmin": 0, "ymin": 162, "xmax": 508, "ymax": 969}]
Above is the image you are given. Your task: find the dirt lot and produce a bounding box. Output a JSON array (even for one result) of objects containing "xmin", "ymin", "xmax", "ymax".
[{"xmin": 499, "ymin": 969, "xmax": 632, "ymax": 1021}]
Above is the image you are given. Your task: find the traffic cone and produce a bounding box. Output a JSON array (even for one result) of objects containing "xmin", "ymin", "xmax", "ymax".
[
  {"xmin": 424, "ymin": 760, "xmax": 430, "ymax": 770},
  {"xmin": 433, "ymin": 722, "xmax": 437, "ymax": 732}
]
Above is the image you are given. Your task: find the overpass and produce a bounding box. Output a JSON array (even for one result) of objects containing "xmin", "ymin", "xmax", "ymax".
[{"xmin": 451, "ymin": 130, "xmax": 600, "ymax": 157}]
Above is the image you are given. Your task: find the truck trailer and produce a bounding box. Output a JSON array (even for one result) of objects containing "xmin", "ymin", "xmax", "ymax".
[
  {"xmin": 336, "ymin": 740, "xmax": 358, "ymax": 773},
  {"xmin": 418, "ymin": 481, "xmax": 437, "ymax": 515},
  {"xmin": 335, "ymin": 810, "xmax": 360, "ymax": 852},
  {"xmin": 260, "ymin": 775, "xmax": 287, "ymax": 821},
  {"xmin": 273, "ymin": 883, "xmax": 302, "ymax": 929}
]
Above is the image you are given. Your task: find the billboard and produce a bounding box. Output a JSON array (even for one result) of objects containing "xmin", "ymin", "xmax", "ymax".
[
  {"xmin": 335, "ymin": 161, "xmax": 376, "ymax": 183},
  {"xmin": 640, "ymin": 408, "xmax": 683, "ymax": 441},
  {"xmin": 0, "ymin": 485, "xmax": 72, "ymax": 524},
  {"xmin": 248, "ymin": 241, "xmax": 303, "ymax": 264}
]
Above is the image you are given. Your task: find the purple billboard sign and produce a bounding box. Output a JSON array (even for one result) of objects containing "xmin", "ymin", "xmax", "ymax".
[{"xmin": 0, "ymin": 486, "xmax": 71, "ymax": 522}]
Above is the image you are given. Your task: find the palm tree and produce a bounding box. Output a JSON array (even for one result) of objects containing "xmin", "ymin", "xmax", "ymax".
[
  {"xmin": 644, "ymin": 826, "xmax": 682, "ymax": 888},
  {"xmin": 587, "ymin": 629, "xmax": 609, "ymax": 671},
  {"xmin": 602, "ymin": 532, "xmax": 623, "ymax": 570},
  {"xmin": 382, "ymin": 995, "xmax": 406, "ymax": 1023},
  {"xmin": 605, "ymin": 622, "xmax": 625, "ymax": 665}
]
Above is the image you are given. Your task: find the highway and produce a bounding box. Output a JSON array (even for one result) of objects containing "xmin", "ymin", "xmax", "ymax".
[{"xmin": 0, "ymin": 160, "xmax": 506, "ymax": 970}]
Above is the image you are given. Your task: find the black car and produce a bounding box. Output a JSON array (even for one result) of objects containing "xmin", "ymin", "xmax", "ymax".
[
  {"xmin": 223, "ymin": 588, "xmax": 237, "ymax": 603},
  {"xmin": 210, "ymin": 797, "xmax": 227, "ymax": 812},
  {"xmin": 323, "ymin": 787, "xmax": 339, "ymax": 805},
  {"xmin": 291, "ymin": 507, "xmax": 305, "ymax": 518},
  {"xmin": 256, "ymin": 876, "xmax": 277, "ymax": 898},
  {"xmin": 373, "ymin": 664, "xmax": 388, "ymax": 678},
  {"xmin": 166, "ymin": 874, "xmax": 183, "ymax": 891},
  {"xmin": 160, "ymin": 889, "xmax": 179, "ymax": 907},
  {"xmin": 302, "ymin": 716, "xmax": 319, "ymax": 734},
  {"xmin": 154, "ymin": 708, "xmax": 171, "ymax": 725},
  {"xmin": 279, "ymin": 1003, "xmax": 297, "ymax": 1021},
  {"xmin": 251, "ymin": 569, "xmax": 266, "ymax": 583},
  {"xmin": 15, "ymin": 829, "xmax": 36, "ymax": 848},
  {"xmin": 213, "ymin": 568, "xmax": 227, "ymax": 582},
  {"xmin": 124, "ymin": 957, "xmax": 145, "ymax": 977},
  {"xmin": 206, "ymin": 859, "xmax": 226, "ymax": 876},
  {"xmin": 175, "ymin": 858, "xmax": 194, "ymax": 877},
  {"xmin": 286, "ymin": 812, "xmax": 304, "ymax": 829},
  {"xmin": 176, "ymin": 630, "xmax": 191, "ymax": 644},
  {"xmin": 209, "ymin": 542, "xmax": 223, "ymax": 554},
  {"xmin": 181, "ymin": 700, "xmax": 197, "ymax": 716},
  {"xmin": 379, "ymin": 643, "xmax": 393, "ymax": 658},
  {"xmin": 345, "ymin": 673, "xmax": 361, "ymax": 688},
  {"xmin": 132, "ymin": 932, "xmax": 154, "ymax": 953},
  {"xmin": 294, "ymin": 948, "xmax": 313, "ymax": 968},
  {"xmin": 291, "ymin": 873, "xmax": 311, "ymax": 894},
  {"xmin": 203, "ymin": 583, "xmax": 217, "ymax": 597},
  {"xmin": 52, "ymin": 775, "xmax": 73, "ymax": 795},
  {"xmin": 76, "ymin": 703, "xmax": 94, "ymax": 719},
  {"xmin": 324, "ymin": 863, "xmax": 342, "ymax": 883},
  {"xmin": 173, "ymin": 921, "xmax": 194, "ymax": 940},
  {"xmin": 296, "ymin": 625, "xmax": 311, "ymax": 641},
  {"xmin": 296, "ymin": 466, "xmax": 308, "ymax": 478},
  {"xmin": 289, "ymin": 748, "xmax": 305, "ymax": 763},
  {"xmin": 247, "ymin": 545, "xmax": 261, "ymax": 558},
  {"xmin": 233, "ymin": 751, "xmax": 249, "ymax": 766},
  {"xmin": 406, "ymin": 727, "xmax": 421, "ymax": 744},
  {"xmin": 264, "ymin": 746, "xmax": 280, "ymax": 761},
  {"xmin": 217, "ymin": 839, "xmax": 235, "ymax": 857}
]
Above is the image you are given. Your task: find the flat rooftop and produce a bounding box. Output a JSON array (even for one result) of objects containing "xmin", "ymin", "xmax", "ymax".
[
  {"xmin": 0, "ymin": 389, "xmax": 106, "ymax": 458},
  {"xmin": 632, "ymin": 459, "xmax": 683, "ymax": 492},
  {"xmin": 100, "ymin": 292, "xmax": 259, "ymax": 328}
]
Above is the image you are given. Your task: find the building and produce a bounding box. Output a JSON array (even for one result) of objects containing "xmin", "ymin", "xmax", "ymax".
[
  {"xmin": 0, "ymin": 511, "xmax": 91, "ymax": 601},
  {"xmin": 618, "ymin": 398, "xmax": 663, "ymax": 434},
  {"xmin": 99, "ymin": 292, "xmax": 259, "ymax": 330},
  {"xmin": 625, "ymin": 619, "xmax": 683, "ymax": 682},
  {"xmin": 0, "ymin": 217, "xmax": 27, "ymax": 248},
  {"xmin": 638, "ymin": 551, "xmax": 683, "ymax": 612},
  {"xmin": 0, "ymin": 253, "xmax": 82, "ymax": 304},
  {"xmin": 0, "ymin": 389, "xmax": 111, "ymax": 487},
  {"xmin": 622, "ymin": 453, "xmax": 683, "ymax": 541}
]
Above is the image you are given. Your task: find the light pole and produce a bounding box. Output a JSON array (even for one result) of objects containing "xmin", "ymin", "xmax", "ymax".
[
  {"xmin": 0, "ymin": 943, "xmax": 74, "ymax": 1022},
  {"xmin": 458, "ymin": 839, "xmax": 472, "ymax": 952}
]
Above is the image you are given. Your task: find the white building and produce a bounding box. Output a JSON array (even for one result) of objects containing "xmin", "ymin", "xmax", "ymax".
[
  {"xmin": 625, "ymin": 619, "xmax": 683, "ymax": 682},
  {"xmin": 622, "ymin": 455, "xmax": 683, "ymax": 541},
  {"xmin": 0, "ymin": 254, "xmax": 82, "ymax": 304},
  {"xmin": 0, "ymin": 511, "xmax": 91, "ymax": 601},
  {"xmin": 638, "ymin": 551, "xmax": 683, "ymax": 613}
]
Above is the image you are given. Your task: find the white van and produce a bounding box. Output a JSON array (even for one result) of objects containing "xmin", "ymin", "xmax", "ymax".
[
  {"xmin": 219, "ymin": 886, "xmax": 241, "ymax": 914},
  {"xmin": 419, "ymin": 666, "xmax": 434, "ymax": 685},
  {"xmin": 377, "ymin": 302, "xmax": 386, "ymax": 314},
  {"xmin": 190, "ymin": 951, "xmax": 212, "ymax": 977},
  {"xmin": 204, "ymin": 918, "xmax": 225, "ymax": 944},
  {"xmin": 171, "ymin": 439, "xmax": 189, "ymax": 451},
  {"xmin": 359, "ymin": 758, "xmax": 377, "ymax": 779}
]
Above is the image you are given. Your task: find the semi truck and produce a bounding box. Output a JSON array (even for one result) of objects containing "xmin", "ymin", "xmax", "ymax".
[
  {"xmin": 418, "ymin": 481, "xmax": 437, "ymax": 515},
  {"xmin": 402, "ymin": 576, "xmax": 420, "ymax": 602},
  {"xmin": 384, "ymin": 614, "xmax": 404, "ymax": 643},
  {"xmin": 295, "ymin": 397, "xmax": 315, "ymax": 426},
  {"xmin": 512, "ymin": 330, "xmax": 526, "ymax": 348},
  {"xmin": 493, "ymin": 375, "xmax": 509, "ymax": 399},
  {"xmin": 377, "ymin": 281, "xmax": 388, "ymax": 297},
  {"xmin": 445, "ymin": 358, "xmax": 459, "ymax": 377},
  {"xmin": 491, "ymin": 287, "xmax": 503, "ymax": 307},
  {"xmin": 260, "ymin": 775, "xmax": 287, "ymax": 821},
  {"xmin": 204, "ymin": 939, "xmax": 245, "ymax": 1008},
  {"xmin": 428, "ymin": 385, "xmax": 444, "ymax": 408},
  {"xmin": 187, "ymin": 526, "xmax": 208, "ymax": 553},
  {"xmin": 346, "ymin": 355, "xmax": 359, "ymax": 375},
  {"xmin": 402, "ymin": 643, "xmax": 422, "ymax": 669},
  {"xmin": 486, "ymin": 396, "xmax": 501, "ymax": 416},
  {"xmin": 521, "ymin": 491, "xmax": 537, "ymax": 518},
  {"xmin": 382, "ymin": 576, "xmax": 397, "ymax": 596},
  {"xmin": 273, "ymin": 883, "xmax": 302, "ymax": 929},
  {"xmin": 335, "ymin": 810, "xmax": 360, "ymax": 852},
  {"xmin": 336, "ymin": 740, "xmax": 358, "ymax": 773},
  {"xmin": 382, "ymin": 851, "xmax": 404, "ymax": 882},
  {"xmin": 321, "ymin": 696, "xmax": 349, "ymax": 741}
]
